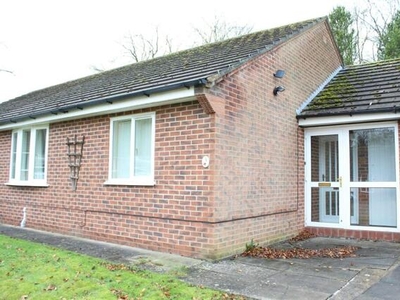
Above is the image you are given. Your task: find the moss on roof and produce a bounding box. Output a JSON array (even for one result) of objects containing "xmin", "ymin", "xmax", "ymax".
[{"xmin": 299, "ymin": 58, "xmax": 400, "ymax": 117}]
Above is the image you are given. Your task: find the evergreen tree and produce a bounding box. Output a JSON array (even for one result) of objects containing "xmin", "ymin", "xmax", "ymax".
[
  {"xmin": 329, "ymin": 6, "xmax": 356, "ymax": 65},
  {"xmin": 379, "ymin": 10, "xmax": 400, "ymax": 59}
]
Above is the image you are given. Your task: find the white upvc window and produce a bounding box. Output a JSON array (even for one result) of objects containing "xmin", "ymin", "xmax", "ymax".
[
  {"xmin": 106, "ymin": 112, "xmax": 155, "ymax": 186},
  {"xmin": 8, "ymin": 126, "xmax": 49, "ymax": 186}
]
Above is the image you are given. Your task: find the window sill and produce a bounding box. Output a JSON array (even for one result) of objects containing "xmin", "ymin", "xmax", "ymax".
[
  {"xmin": 103, "ymin": 179, "xmax": 155, "ymax": 187},
  {"xmin": 5, "ymin": 181, "xmax": 49, "ymax": 187}
]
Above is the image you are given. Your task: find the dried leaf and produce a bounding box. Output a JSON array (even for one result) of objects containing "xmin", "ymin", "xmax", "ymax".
[
  {"xmin": 111, "ymin": 288, "xmax": 128, "ymax": 299},
  {"xmin": 241, "ymin": 245, "xmax": 358, "ymax": 259},
  {"xmin": 290, "ymin": 230, "xmax": 316, "ymax": 242},
  {"xmin": 44, "ymin": 284, "xmax": 57, "ymax": 291}
]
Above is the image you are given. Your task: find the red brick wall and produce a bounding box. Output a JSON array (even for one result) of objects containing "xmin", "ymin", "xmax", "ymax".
[
  {"xmin": 306, "ymin": 227, "xmax": 400, "ymax": 242},
  {"xmin": 202, "ymin": 21, "xmax": 342, "ymax": 257}
]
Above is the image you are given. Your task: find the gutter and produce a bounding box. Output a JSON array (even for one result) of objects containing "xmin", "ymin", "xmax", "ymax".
[
  {"xmin": 2, "ymin": 78, "xmax": 208, "ymax": 126},
  {"xmin": 298, "ymin": 108, "xmax": 400, "ymax": 128},
  {"xmin": 297, "ymin": 105, "xmax": 400, "ymax": 120}
]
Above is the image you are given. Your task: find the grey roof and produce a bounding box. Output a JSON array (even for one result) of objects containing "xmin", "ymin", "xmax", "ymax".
[
  {"xmin": 0, "ymin": 17, "xmax": 325, "ymax": 125},
  {"xmin": 298, "ymin": 58, "xmax": 400, "ymax": 118}
]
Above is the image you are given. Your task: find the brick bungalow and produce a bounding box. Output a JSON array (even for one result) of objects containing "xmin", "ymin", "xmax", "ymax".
[{"xmin": 1, "ymin": 17, "xmax": 344, "ymax": 259}]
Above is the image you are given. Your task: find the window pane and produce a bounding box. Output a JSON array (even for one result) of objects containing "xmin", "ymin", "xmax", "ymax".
[
  {"xmin": 311, "ymin": 187, "xmax": 340, "ymax": 224},
  {"xmin": 134, "ymin": 118, "xmax": 152, "ymax": 176},
  {"xmin": 350, "ymin": 128, "xmax": 395, "ymax": 182},
  {"xmin": 311, "ymin": 135, "xmax": 338, "ymax": 182},
  {"xmin": 11, "ymin": 132, "xmax": 18, "ymax": 179},
  {"xmin": 350, "ymin": 187, "xmax": 396, "ymax": 227},
  {"xmin": 34, "ymin": 129, "xmax": 46, "ymax": 179},
  {"xmin": 112, "ymin": 120, "xmax": 131, "ymax": 178},
  {"xmin": 20, "ymin": 130, "xmax": 31, "ymax": 180}
]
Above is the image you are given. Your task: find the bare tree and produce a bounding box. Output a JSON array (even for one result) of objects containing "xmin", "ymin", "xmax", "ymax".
[
  {"xmin": 353, "ymin": 0, "xmax": 400, "ymax": 62},
  {"xmin": 121, "ymin": 26, "xmax": 176, "ymax": 63},
  {"xmin": 353, "ymin": 11, "xmax": 370, "ymax": 63},
  {"xmin": 192, "ymin": 15, "xmax": 253, "ymax": 45},
  {"xmin": 118, "ymin": 17, "xmax": 253, "ymax": 65}
]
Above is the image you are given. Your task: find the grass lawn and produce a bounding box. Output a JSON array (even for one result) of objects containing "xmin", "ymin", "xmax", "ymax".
[{"xmin": 0, "ymin": 235, "xmax": 244, "ymax": 300}]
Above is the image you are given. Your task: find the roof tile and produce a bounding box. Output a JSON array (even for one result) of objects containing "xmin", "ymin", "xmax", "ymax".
[{"xmin": 298, "ymin": 58, "xmax": 400, "ymax": 117}]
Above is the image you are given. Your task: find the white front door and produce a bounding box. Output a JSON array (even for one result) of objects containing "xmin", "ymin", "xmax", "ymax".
[{"xmin": 318, "ymin": 135, "xmax": 340, "ymax": 223}]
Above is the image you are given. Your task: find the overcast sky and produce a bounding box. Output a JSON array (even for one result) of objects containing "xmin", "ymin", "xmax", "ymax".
[{"xmin": 0, "ymin": 0, "xmax": 351, "ymax": 102}]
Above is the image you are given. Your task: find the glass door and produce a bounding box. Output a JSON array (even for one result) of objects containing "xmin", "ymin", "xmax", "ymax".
[{"xmin": 305, "ymin": 123, "xmax": 399, "ymax": 230}]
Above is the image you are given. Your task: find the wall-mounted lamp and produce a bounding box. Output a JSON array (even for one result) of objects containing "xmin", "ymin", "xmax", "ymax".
[
  {"xmin": 273, "ymin": 86, "xmax": 285, "ymax": 96},
  {"xmin": 273, "ymin": 70, "xmax": 285, "ymax": 78}
]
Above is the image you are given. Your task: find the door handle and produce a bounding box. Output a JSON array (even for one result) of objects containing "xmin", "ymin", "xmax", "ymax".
[{"xmin": 337, "ymin": 176, "xmax": 342, "ymax": 188}]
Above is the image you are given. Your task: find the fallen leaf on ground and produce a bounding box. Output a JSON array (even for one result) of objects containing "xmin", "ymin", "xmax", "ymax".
[
  {"xmin": 290, "ymin": 229, "xmax": 316, "ymax": 242},
  {"xmin": 241, "ymin": 245, "xmax": 358, "ymax": 259},
  {"xmin": 101, "ymin": 262, "xmax": 135, "ymax": 272},
  {"xmin": 44, "ymin": 284, "xmax": 57, "ymax": 291}
]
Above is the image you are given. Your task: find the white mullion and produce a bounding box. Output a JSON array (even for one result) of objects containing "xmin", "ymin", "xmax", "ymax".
[{"xmin": 340, "ymin": 129, "xmax": 351, "ymax": 228}]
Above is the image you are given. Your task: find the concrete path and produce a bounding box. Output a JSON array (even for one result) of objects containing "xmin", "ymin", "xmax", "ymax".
[{"xmin": 1, "ymin": 224, "xmax": 400, "ymax": 300}]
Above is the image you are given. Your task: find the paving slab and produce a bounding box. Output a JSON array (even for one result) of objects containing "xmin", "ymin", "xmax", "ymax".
[{"xmin": 355, "ymin": 264, "xmax": 400, "ymax": 300}]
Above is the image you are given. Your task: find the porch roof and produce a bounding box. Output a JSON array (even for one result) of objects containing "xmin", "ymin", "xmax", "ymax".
[{"xmin": 297, "ymin": 58, "xmax": 400, "ymax": 118}]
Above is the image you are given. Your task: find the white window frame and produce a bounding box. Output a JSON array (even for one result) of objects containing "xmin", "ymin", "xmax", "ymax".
[
  {"xmin": 7, "ymin": 125, "xmax": 49, "ymax": 187},
  {"xmin": 304, "ymin": 121, "xmax": 400, "ymax": 232},
  {"xmin": 105, "ymin": 112, "xmax": 155, "ymax": 186}
]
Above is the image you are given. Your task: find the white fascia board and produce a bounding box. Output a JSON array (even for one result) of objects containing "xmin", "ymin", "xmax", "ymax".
[
  {"xmin": 298, "ymin": 112, "xmax": 400, "ymax": 127},
  {"xmin": 0, "ymin": 87, "xmax": 196, "ymax": 130}
]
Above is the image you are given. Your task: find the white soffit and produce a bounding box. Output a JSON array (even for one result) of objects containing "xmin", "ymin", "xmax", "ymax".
[{"xmin": 0, "ymin": 87, "xmax": 196, "ymax": 130}]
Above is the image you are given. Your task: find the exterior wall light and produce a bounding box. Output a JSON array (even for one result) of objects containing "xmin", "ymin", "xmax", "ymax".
[
  {"xmin": 273, "ymin": 86, "xmax": 285, "ymax": 96},
  {"xmin": 273, "ymin": 70, "xmax": 285, "ymax": 78}
]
